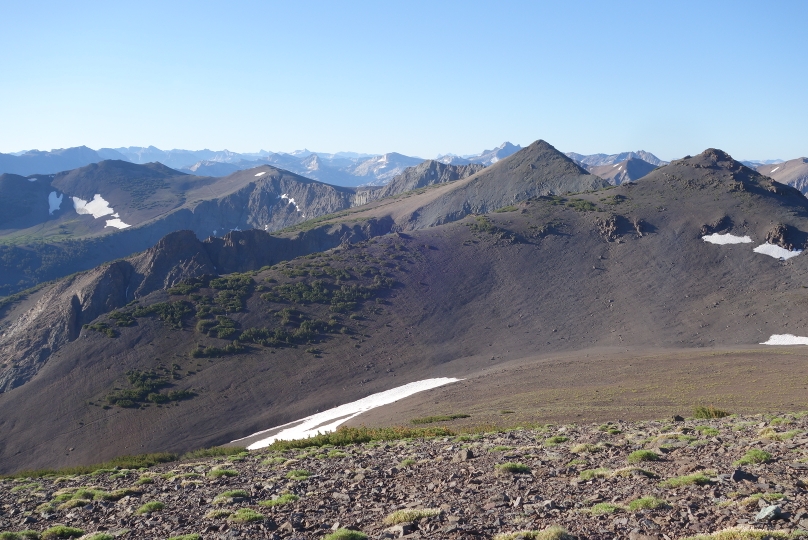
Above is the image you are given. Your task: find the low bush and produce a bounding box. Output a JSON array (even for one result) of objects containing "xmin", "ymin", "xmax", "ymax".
[
  {"xmin": 627, "ymin": 450, "xmax": 659, "ymax": 464},
  {"xmin": 383, "ymin": 508, "xmax": 441, "ymax": 525},
  {"xmin": 693, "ymin": 405, "xmax": 730, "ymax": 419},
  {"xmin": 734, "ymin": 449, "xmax": 772, "ymax": 466}
]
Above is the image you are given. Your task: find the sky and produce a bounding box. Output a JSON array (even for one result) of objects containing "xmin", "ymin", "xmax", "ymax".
[{"xmin": 1, "ymin": 1, "xmax": 806, "ymax": 161}]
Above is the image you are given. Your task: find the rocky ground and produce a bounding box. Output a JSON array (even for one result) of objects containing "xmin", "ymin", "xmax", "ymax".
[{"xmin": 2, "ymin": 412, "xmax": 808, "ymax": 540}]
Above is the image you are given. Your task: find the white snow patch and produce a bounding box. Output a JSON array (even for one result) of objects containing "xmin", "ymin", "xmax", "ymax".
[
  {"xmin": 702, "ymin": 233, "xmax": 752, "ymax": 245},
  {"xmin": 770, "ymin": 166, "xmax": 780, "ymax": 174},
  {"xmin": 48, "ymin": 192, "xmax": 63, "ymax": 215},
  {"xmin": 280, "ymin": 193, "xmax": 301, "ymax": 213},
  {"xmin": 753, "ymin": 243, "xmax": 802, "ymax": 260},
  {"xmin": 72, "ymin": 194, "xmax": 115, "ymax": 218},
  {"xmin": 255, "ymin": 171, "xmax": 266, "ymax": 177},
  {"xmin": 617, "ymin": 166, "xmax": 622, "ymax": 171},
  {"xmin": 234, "ymin": 377, "xmax": 462, "ymax": 450},
  {"xmin": 761, "ymin": 334, "xmax": 808, "ymax": 345},
  {"xmin": 28, "ymin": 177, "xmax": 37, "ymax": 182},
  {"xmin": 490, "ymin": 156, "xmax": 499, "ymax": 164},
  {"xmin": 105, "ymin": 218, "xmax": 130, "ymax": 229},
  {"xmin": 612, "ymin": 163, "xmax": 619, "ymax": 168}
]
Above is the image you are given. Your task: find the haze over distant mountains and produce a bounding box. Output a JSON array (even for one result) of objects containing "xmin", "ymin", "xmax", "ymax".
[{"xmin": 0, "ymin": 143, "xmax": 523, "ymax": 187}]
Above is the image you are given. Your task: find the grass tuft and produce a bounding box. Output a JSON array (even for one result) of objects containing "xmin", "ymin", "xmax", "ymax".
[
  {"xmin": 323, "ymin": 530, "xmax": 368, "ymax": 540},
  {"xmin": 660, "ymin": 473, "xmax": 713, "ymax": 488},
  {"xmin": 693, "ymin": 405, "xmax": 730, "ymax": 419},
  {"xmin": 495, "ymin": 462, "xmax": 531, "ymax": 474},
  {"xmin": 41, "ymin": 526, "xmax": 84, "ymax": 539},
  {"xmin": 410, "ymin": 413, "xmax": 470, "ymax": 425},
  {"xmin": 733, "ymin": 449, "xmax": 773, "ymax": 466},
  {"xmin": 493, "ymin": 526, "xmax": 574, "ymax": 540},
  {"xmin": 227, "ymin": 508, "xmax": 264, "ymax": 523},
  {"xmin": 627, "ymin": 496, "xmax": 668, "ymax": 511},
  {"xmin": 383, "ymin": 508, "xmax": 441, "ymax": 525},
  {"xmin": 627, "ymin": 450, "xmax": 660, "ymax": 464},
  {"xmin": 135, "ymin": 501, "xmax": 165, "ymax": 515},
  {"xmin": 259, "ymin": 493, "xmax": 299, "ymax": 507}
]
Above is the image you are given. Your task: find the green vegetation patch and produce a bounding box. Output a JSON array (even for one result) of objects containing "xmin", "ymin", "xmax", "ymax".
[
  {"xmin": 495, "ymin": 462, "xmax": 531, "ymax": 474},
  {"xmin": 41, "ymin": 526, "xmax": 84, "ymax": 539},
  {"xmin": 627, "ymin": 496, "xmax": 668, "ymax": 511},
  {"xmin": 579, "ymin": 468, "xmax": 611, "ymax": 481},
  {"xmin": 132, "ymin": 301, "xmax": 193, "ymax": 329},
  {"xmin": 227, "ymin": 508, "xmax": 264, "ymax": 523},
  {"xmin": 285, "ymin": 469, "xmax": 311, "ymax": 480},
  {"xmin": 0, "ymin": 532, "xmax": 40, "ymax": 540},
  {"xmin": 266, "ymin": 425, "xmax": 455, "ymax": 452},
  {"xmin": 213, "ymin": 489, "xmax": 249, "ymax": 504},
  {"xmin": 104, "ymin": 369, "xmax": 195, "ymax": 408},
  {"xmin": 660, "ymin": 473, "xmax": 713, "ymax": 488},
  {"xmin": 627, "ymin": 450, "xmax": 660, "ymax": 464},
  {"xmin": 493, "ymin": 527, "xmax": 574, "ymax": 540},
  {"xmin": 383, "ymin": 508, "xmax": 441, "ymax": 525},
  {"xmin": 166, "ymin": 535, "xmax": 202, "ymax": 540},
  {"xmin": 734, "ymin": 449, "xmax": 773, "ymax": 466},
  {"xmin": 590, "ymin": 502, "xmax": 621, "ymax": 515},
  {"xmin": 207, "ymin": 468, "xmax": 238, "ymax": 479},
  {"xmin": 543, "ymin": 435, "xmax": 569, "ymax": 446},
  {"xmin": 135, "ymin": 501, "xmax": 165, "ymax": 514},
  {"xmin": 259, "ymin": 493, "xmax": 299, "ymax": 507},
  {"xmin": 323, "ymin": 530, "xmax": 368, "ymax": 540},
  {"xmin": 3, "ymin": 452, "xmax": 176, "ymax": 479},
  {"xmin": 693, "ymin": 405, "xmax": 731, "ymax": 419},
  {"xmin": 410, "ymin": 413, "xmax": 470, "ymax": 425},
  {"xmin": 82, "ymin": 322, "xmax": 116, "ymax": 337},
  {"xmin": 566, "ymin": 198, "xmax": 597, "ymax": 212},
  {"xmin": 681, "ymin": 527, "xmax": 795, "ymax": 540}
]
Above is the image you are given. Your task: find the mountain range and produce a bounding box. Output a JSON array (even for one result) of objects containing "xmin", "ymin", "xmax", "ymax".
[{"xmin": 2, "ymin": 140, "xmax": 808, "ymax": 474}]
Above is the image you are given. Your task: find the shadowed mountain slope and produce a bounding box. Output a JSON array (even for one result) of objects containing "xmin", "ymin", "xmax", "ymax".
[
  {"xmin": 588, "ymin": 157, "xmax": 658, "ymax": 185},
  {"xmin": 2, "ymin": 148, "xmax": 808, "ymax": 473}
]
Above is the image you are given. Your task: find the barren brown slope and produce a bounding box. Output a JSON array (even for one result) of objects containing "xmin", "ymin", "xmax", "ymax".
[
  {"xmin": 758, "ymin": 157, "xmax": 808, "ymax": 195},
  {"xmin": 2, "ymin": 148, "xmax": 808, "ymax": 473}
]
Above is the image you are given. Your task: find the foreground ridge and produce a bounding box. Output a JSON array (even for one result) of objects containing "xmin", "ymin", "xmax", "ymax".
[{"xmin": 2, "ymin": 413, "xmax": 807, "ymax": 539}]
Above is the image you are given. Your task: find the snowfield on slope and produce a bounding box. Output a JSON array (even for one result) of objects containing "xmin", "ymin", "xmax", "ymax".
[
  {"xmin": 232, "ymin": 377, "xmax": 462, "ymax": 450},
  {"xmin": 753, "ymin": 243, "xmax": 802, "ymax": 260},
  {"xmin": 761, "ymin": 334, "xmax": 808, "ymax": 345},
  {"xmin": 701, "ymin": 233, "xmax": 752, "ymax": 245}
]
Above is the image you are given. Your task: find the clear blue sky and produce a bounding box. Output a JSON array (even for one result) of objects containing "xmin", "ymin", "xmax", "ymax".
[{"xmin": 1, "ymin": 0, "xmax": 806, "ymax": 161}]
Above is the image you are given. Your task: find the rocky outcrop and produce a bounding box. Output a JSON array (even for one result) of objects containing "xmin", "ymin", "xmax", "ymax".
[{"xmin": 376, "ymin": 160, "xmax": 484, "ymax": 198}]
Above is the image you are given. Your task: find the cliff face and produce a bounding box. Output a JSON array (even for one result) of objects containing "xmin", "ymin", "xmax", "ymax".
[{"xmin": 376, "ymin": 160, "xmax": 484, "ymax": 198}]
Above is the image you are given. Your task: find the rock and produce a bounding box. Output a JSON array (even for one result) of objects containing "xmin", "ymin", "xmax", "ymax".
[
  {"xmin": 754, "ymin": 505, "xmax": 781, "ymax": 522},
  {"xmin": 731, "ymin": 469, "xmax": 758, "ymax": 483},
  {"xmin": 332, "ymin": 492, "xmax": 351, "ymax": 503},
  {"xmin": 452, "ymin": 449, "xmax": 474, "ymax": 462},
  {"xmin": 672, "ymin": 415, "xmax": 684, "ymax": 422},
  {"xmin": 385, "ymin": 522, "xmax": 416, "ymax": 537},
  {"xmin": 629, "ymin": 531, "xmax": 660, "ymax": 540}
]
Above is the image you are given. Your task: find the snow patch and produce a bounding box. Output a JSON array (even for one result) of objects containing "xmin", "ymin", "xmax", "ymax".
[
  {"xmin": 280, "ymin": 193, "xmax": 302, "ymax": 213},
  {"xmin": 770, "ymin": 166, "xmax": 780, "ymax": 174},
  {"xmin": 105, "ymin": 218, "xmax": 130, "ymax": 229},
  {"xmin": 702, "ymin": 233, "xmax": 752, "ymax": 245},
  {"xmin": 28, "ymin": 177, "xmax": 37, "ymax": 182},
  {"xmin": 490, "ymin": 156, "xmax": 499, "ymax": 164},
  {"xmin": 255, "ymin": 171, "xmax": 266, "ymax": 177},
  {"xmin": 48, "ymin": 192, "xmax": 63, "ymax": 215},
  {"xmin": 761, "ymin": 334, "xmax": 808, "ymax": 345},
  {"xmin": 753, "ymin": 243, "xmax": 802, "ymax": 260},
  {"xmin": 234, "ymin": 377, "xmax": 462, "ymax": 450},
  {"xmin": 72, "ymin": 194, "xmax": 115, "ymax": 218}
]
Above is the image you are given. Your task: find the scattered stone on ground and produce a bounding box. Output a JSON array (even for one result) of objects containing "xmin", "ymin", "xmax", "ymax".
[{"xmin": 2, "ymin": 413, "xmax": 808, "ymax": 539}]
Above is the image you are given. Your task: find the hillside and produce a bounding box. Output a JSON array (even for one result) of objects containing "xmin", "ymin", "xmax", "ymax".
[
  {"xmin": 2, "ymin": 413, "xmax": 807, "ymax": 539},
  {"xmin": 2, "ymin": 147, "xmax": 808, "ymax": 474},
  {"xmin": 758, "ymin": 158, "xmax": 808, "ymax": 195},
  {"xmin": 568, "ymin": 151, "xmax": 667, "ymax": 167},
  {"xmin": 0, "ymin": 163, "xmax": 362, "ymax": 296},
  {"xmin": 588, "ymin": 158, "xmax": 658, "ymax": 185}
]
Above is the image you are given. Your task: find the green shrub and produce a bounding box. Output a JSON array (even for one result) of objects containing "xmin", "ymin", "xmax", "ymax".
[
  {"xmin": 213, "ymin": 490, "xmax": 249, "ymax": 504},
  {"xmin": 266, "ymin": 425, "xmax": 455, "ymax": 451},
  {"xmin": 579, "ymin": 468, "xmax": 611, "ymax": 480},
  {"xmin": 627, "ymin": 496, "xmax": 668, "ymax": 511},
  {"xmin": 544, "ymin": 436, "xmax": 568, "ymax": 446},
  {"xmin": 181, "ymin": 446, "xmax": 246, "ymax": 460},
  {"xmin": 734, "ymin": 449, "xmax": 772, "ymax": 466},
  {"xmin": 259, "ymin": 493, "xmax": 299, "ymax": 507},
  {"xmin": 323, "ymin": 530, "xmax": 368, "ymax": 540},
  {"xmin": 693, "ymin": 405, "xmax": 730, "ymax": 419},
  {"xmin": 694, "ymin": 426, "xmax": 719, "ymax": 437},
  {"xmin": 204, "ymin": 509, "xmax": 232, "ymax": 519},
  {"xmin": 135, "ymin": 501, "xmax": 165, "ymax": 514},
  {"xmin": 590, "ymin": 502, "xmax": 620, "ymax": 515},
  {"xmin": 383, "ymin": 508, "xmax": 441, "ymax": 525},
  {"xmin": 493, "ymin": 527, "xmax": 574, "ymax": 540},
  {"xmin": 227, "ymin": 508, "xmax": 264, "ymax": 523},
  {"xmin": 680, "ymin": 527, "xmax": 793, "ymax": 540},
  {"xmin": 495, "ymin": 463, "xmax": 531, "ymax": 474},
  {"xmin": 41, "ymin": 527, "xmax": 84, "ymax": 539},
  {"xmin": 0, "ymin": 532, "xmax": 40, "ymax": 540},
  {"xmin": 660, "ymin": 473, "xmax": 712, "ymax": 488},
  {"xmin": 285, "ymin": 469, "xmax": 311, "ymax": 480},
  {"xmin": 207, "ymin": 469, "xmax": 238, "ymax": 479},
  {"xmin": 166, "ymin": 535, "xmax": 202, "ymax": 540},
  {"xmin": 627, "ymin": 450, "xmax": 659, "ymax": 464}
]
